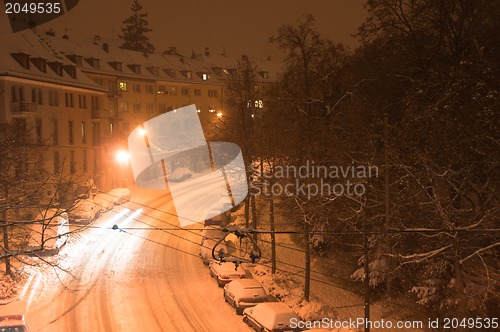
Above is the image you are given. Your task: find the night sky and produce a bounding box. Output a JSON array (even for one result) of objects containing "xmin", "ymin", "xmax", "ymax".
[{"xmin": 0, "ymin": 0, "xmax": 367, "ymax": 59}]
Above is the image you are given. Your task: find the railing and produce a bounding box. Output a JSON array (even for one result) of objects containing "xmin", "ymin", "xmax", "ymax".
[{"xmin": 11, "ymin": 101, "xmax": 38, "ymax": 113}]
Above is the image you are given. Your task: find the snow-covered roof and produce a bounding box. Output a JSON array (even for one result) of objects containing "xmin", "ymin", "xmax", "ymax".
[{"xmin": 0, "ymin": 30, "xmax": 106, "ymax": 92}]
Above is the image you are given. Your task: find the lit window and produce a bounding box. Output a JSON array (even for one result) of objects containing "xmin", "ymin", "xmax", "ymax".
[{"xmin": 119, "ymin": 82, "xmax": 127, "ymax": 91}]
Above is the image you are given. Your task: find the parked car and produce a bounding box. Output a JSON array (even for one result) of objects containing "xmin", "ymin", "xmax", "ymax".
[
  {"xmin": 106, "ymin": 188, "xmax": 131, "ymax": 205},
  {"xmin": 224, "ymin": 279, "xmax": 268, "ymax": 314},
  {"xmin": 68, "ymin": 199, "xmax": 98, "ymax": 224},
  {"xmin": 243, "ymin": 302, "xmax": 302, "ymax": 332},
  {"xmin": 200, "ymin": 225, "xmax": 226, "ymax": 244},
  {"xmin": 0, "ymin": 315, "xmax": 30, "ymax": 331},
  {"xmin": 208, "ymin": 261, "xmax": 246, "ymax": 287},
  {"xmin": 29, "ymin": 208, "xmax": 70, "ymax": 253},
  {"xmin": 93, "ymin": 193, "xmax": 114, "ymax": 213},
  {"xmin": 168, "ymin": 167, "xmax": 193, "ymax": 182},
  {"xmin": 200, "ymin": 238, "xmax": 230, "ymax": 265}
]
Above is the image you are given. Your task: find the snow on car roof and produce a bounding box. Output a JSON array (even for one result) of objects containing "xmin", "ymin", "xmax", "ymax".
[
  {"xmin": 250, "ymin": 302, "xmax": 299, "ymax": 329},
  {"xmin": 0, "ymin": 314, "xmax": 26, "ymax": 326},
  {"xmin": 107, "ymin": 188, "xmax": 131, "ymax": 195}
]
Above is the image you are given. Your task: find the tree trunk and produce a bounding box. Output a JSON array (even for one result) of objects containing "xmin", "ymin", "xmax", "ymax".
[
  {"xmin": 270, "ymin": 194, "xmax": 276, "ymax": 274},
  {"xmin": 304, "ymin": 221, "xmax": 310, "ymax": 301},
  {"xmin": 250, "ymin": 194, "xmax": 258, "ymax": 250},
  {"xmin": 2, "ymin": 211, "xmax": 11, "ymax": 276}
]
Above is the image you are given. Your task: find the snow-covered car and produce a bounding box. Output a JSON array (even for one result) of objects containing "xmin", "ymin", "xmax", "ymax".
[
  {"xmin": 106, "ymin": 188, "xmax": 131, "ymax": 205},
  {"xmin": 0, "ymin": 315, "xmax": 30, "ymax": 331},
  {"xmin": 28, "ymin": 209, "xmax": 69, "ymax": 253},
  {"xmin": 200, "ymin": 225, "xmax": 226, "ymax": 244},
  {"xmin": 93, "ymin": 193, "xmax": 114, "ymax": 213},
  {"xmin": 209, "ymin": 261, "xmax": 246, "ymax": 287},
  {"xmin": 200, "ymin": 238, "xmax": 230, "ymax": 265},
  {"xmin": 68, "ymin": 199, "xmax": 98, "ymax": 224},
  {"xmin": 168, "ymin": 167, "xmax": 192, "ymax": 182},
  {"xmin": 224, "ymin": 279, "xmax": 268, "ymax": 314},
  {"xmin": 243, "ymin": 302, "xmax": 302, "ymax": 332}
]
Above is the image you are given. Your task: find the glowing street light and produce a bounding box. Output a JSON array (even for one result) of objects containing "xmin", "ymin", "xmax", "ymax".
[
  {"xmin": 116, "ymin": 150, "xmax": 129, "ymax": 165},
  {"xmin": 216, "ymin": 112, "xmax": 223, "ymax": 117},
  {"xmin": 138, "ymin": 127, "xmax": 147, "ymax": 136}
]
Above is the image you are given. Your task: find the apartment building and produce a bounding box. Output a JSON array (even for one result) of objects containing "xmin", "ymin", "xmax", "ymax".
[
  {"xmin": 1, "ymin": 29, "xmax": 278, "ymax": 198},
  {"xmin": 0, "ymin": 31, "xmax": 111, "ymax": 200}
]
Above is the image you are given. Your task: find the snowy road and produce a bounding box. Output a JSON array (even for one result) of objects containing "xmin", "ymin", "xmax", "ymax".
[{"xmin": 4, "ymin": 189, "xmax": 253, "ymax": 331}]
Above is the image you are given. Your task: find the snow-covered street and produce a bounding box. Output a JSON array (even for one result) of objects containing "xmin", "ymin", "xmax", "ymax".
[{"xmin": 0, "ymin": 188, "xmax": 253, "ymax": 331}]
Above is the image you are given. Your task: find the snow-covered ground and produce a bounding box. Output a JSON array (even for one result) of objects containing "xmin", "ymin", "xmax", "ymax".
[{"xmin": 0, "ymin": 184, "xmax": 426, "ymax": 331}]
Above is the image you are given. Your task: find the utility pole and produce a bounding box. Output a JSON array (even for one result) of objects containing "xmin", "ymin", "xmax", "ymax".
[{"xmin": 363, "ymin": 194, "xmax": 370, "ymax": 332}]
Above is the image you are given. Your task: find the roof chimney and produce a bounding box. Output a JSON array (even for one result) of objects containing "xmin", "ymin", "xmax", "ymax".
[
  {"xmin": 103, "ymin": 43, "xmax": 109, "ymax": 53},
  {"xmin": 93, "ymin": 35, "xmax": 101, "ymax": 45},
  {"xmin": 205, "ymin": 47, "xmax": 210, "ymax": 57}
]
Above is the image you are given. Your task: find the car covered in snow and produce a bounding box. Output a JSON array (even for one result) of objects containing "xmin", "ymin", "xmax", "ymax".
[
  {"xmin": 243, "ymin": 302, "xmax": 302, "ymax": 332},
  {"xmin": 168, "ymin": 167, "xmax": 192, "ymax": 182},
  {"xmin": 200, "ymin": 225, "xmax": 226, "ymax": 244},
  {"xmin": 209, "ymin": 261, "xmax": 246, "ymax": 287},
  {"xmin": 68, "ymin": 199, "xmax": 98, "ymax": 224},
  {"xmin": 93, "ymin": 193, "xmax": 114, "ymax": 213},
  {"xmin": 0, "ymin": 315, "xmax": 30, "ymax": 331},
  {"xmin": 224, "ymin": 279, "xmax": 268, "ymax": 314},
  {"xmin": 200, "ymin": 238, "xmax": 230, "ymax": 265},
  {"xmin": 28, "ymin": 209, "xmax": 69, "ymax": 253},
  {"xmin": 106, "ymin": 188, "xmax": 131, "ymax": 205}
]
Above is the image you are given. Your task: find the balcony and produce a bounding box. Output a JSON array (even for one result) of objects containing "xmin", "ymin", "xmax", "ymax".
[
  {"xmin": 91, "ymin": 109, "xmax": 113, "ymax": 120},
  {"xmin": 11, "ymin": 101, "xmax": 38, "ymax": 115}
]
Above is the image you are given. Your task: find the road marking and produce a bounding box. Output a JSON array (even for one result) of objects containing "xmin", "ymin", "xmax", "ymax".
[
  {"xmin": 19, "ymin": 274, "xmax": 34, "ymax": 300},
  {"xmin": 26, "ymin": 271, "xmax": 42, "ymax": 313}
]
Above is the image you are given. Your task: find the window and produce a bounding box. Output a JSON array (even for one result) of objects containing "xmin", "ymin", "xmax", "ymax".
[
  {"xmin": 65, "ymin": 92, "xmax": 74, "ymax": 107},
  {"xmin": 68, "ymin": 121, "xmax": 74, "ymax": 144},
  {"xmin": 181, "ymin": 87, "xmax": 189, "ymax": 96},
  {"xmin": 202, "ymin": 73, "xmax": 208, "ymax": 80},
  {"xmin": 146, "ymin": 103, "xmax": 154, "ymax": 113},
  {"xmin": 79, "ymin": 95, "xmax": 87, "ymax": 108},
  {"xmin": 208, "ymin": 89, "xmax": 218, "ymax": 98},
  {"xmin": 81, "ymin": 122, "xmax": 87, "ymax": 144},
  {"xmin": 91, "ymin": 96, "xmax": 100, "ymax": 110},
  {"xmin": 94, "ymin": 78, "xmax": 104, "ymax": 86},
  {"xmin": 133, "ymin": 103, "xmax": 141, "ymax": 113},
  {"xmin": 158, "ymin": 104, "xmax": 167, "ymax": 113},
  {"xmin": 11, "ymin": 86, "xmax": 24, "ymax": 102},
  {"xmin": 70, "ymin": 150, "xmax": 75, "ymax": 174},
  {"xmin": 168, "ymin": 86, "xmax": 177, "ymax": 95},
  {"xmin": 92, "ymin": 123, "xmax": 101, "ymax": 146},
  {"xmin": 133, "ymin": 83, "xmax": 141, "ymax": 93},
  {"xmin": 53, "ymin": 120, "xmax": 58, "ymax": 145},
  {"xmin": 119, "ymin": 101, "xmax": 128, "ymax": 112},
  {"xmin": 157, "ymin": 85, "xmax": 166, "ymax": 94},
  {"xmin": 38, "ymin": 89, "xmax": 43, "ymax": 104},
  {"xmin": 194, "ymin": 89, "xmax": 201, "ymax": 97},
  {"xmin": 146, "ymin": 84, "xmax": 154, "ymax": 94},
  {"xmin": 119, "ymin": 82, "xmax": 127, "ymax": 91},
  {"xmin": 35, "ymin": 119, "xmax": 42, "ymax": 144},
  {"xmin": 82, "ymin": 150, "xmax": 88, "ymax": 172},
  {"xmin": 255, "ymin": 100, "xmax": 264, "ymax": 108},
  {"xmin": 49, "ymin": 90, "xmax": 59, "ymax": 106},
  {"xmin": 31, "ymin": 88, "xmax": 43, "ymax": 104}
]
